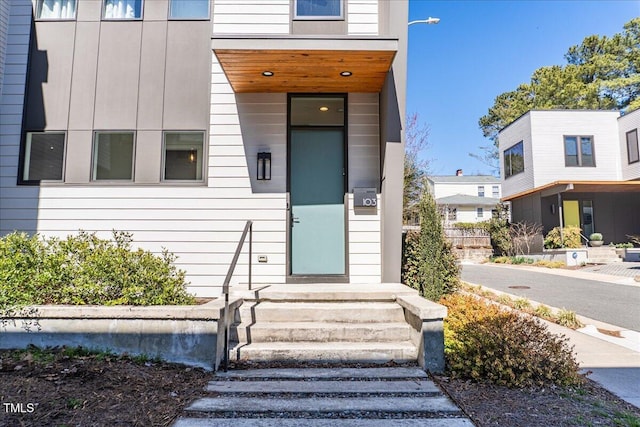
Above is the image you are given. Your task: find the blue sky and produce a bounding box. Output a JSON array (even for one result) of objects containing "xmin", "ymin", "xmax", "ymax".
[{"xmin": 407, "ymin": 0, "xmax": 640, "ymax": 177}]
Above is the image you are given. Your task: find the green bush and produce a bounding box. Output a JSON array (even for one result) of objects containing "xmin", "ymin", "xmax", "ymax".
[
  {"xmin": 440, "ymin": 293, "xmax": 582, "ymax": 388},
  {"xmin": 484, "ymin": 204, "xmax": 512, "ymax": 256},
  {"xmin": 402, "ymin": 191, "xmax": 460, "ymax": 301},
  {"xmin": 544, "ymin": 226, "xmax": 583, "ymax": 249},
  {"xmin": 589, "ymin": 233, "xmax": 603, "ymax": 241},
  {"xmin": 0, "ymin": 231, "xmax": 195, "ymax": 308}
]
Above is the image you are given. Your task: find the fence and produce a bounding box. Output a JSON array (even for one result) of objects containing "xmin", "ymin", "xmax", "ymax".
[{"xmin": 444, "ymin": 227, "xmax": 491, "ymax": 248}]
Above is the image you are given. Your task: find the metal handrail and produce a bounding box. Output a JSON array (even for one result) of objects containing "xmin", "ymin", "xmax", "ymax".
[{"xmin": 222, "ymin": 220, "xmax": 253, "ymax": 372}]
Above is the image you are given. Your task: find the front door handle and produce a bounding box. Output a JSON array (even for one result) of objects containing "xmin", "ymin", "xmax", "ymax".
[{"xmin": 292, "ymin": 216, "xmax": 300, "ymax": 223}]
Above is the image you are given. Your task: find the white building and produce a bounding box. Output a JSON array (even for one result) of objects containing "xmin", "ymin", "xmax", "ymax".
[
  {"xmin": 498, "ymin": 109, "xmax": 640, "ymax": 243},
  {"xmin": 427, "ymin": 172, "xmax": 502, "ymax": 224}
]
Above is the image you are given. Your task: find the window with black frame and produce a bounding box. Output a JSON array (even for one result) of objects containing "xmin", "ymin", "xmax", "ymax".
[{"xmin": 504, "ymin": 141, "xmax": 524, "ymax": 178}]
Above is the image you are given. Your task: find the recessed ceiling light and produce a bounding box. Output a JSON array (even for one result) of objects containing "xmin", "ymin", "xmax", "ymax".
[
  {"xmin": 262, "ymin": 71, "xmax": 274, "ymax": 77},
  {"xmin": 319, "ymin": 106, "xmax": 329, "ymax": 112},
  {"xmin": 340, "ymin": 71, "xmax": 352, "ymax": 77}
]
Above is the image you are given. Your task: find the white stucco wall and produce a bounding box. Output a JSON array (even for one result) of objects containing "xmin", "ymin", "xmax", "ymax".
[{"xmin": 618, "ymin": 109, "xmax": 640, "ymax": 181}]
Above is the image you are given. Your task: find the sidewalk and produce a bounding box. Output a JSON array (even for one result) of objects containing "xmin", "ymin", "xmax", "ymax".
[{"xmin": 465, "ymin": 263, "xmax": 640, "ymax": 408}]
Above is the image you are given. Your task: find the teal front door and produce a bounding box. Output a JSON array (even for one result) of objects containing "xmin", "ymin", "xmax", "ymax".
[{"xmin": 290, "ymin": 129, "xmax": 345, "ymax": 275}]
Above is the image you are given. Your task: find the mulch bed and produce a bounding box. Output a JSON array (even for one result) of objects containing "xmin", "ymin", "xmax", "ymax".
[
  {"xmin": 435, "ymin": 374, "xmax": 640, "ymax": 427},
  {"xmin": 0, "ymin": 348, "xmax": 212, "ymax": 427}
]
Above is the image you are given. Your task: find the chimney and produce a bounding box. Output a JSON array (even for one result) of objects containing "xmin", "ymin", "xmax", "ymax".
[{"xmin": 456, "ymin": 169, "xmax": 463, "ymax": 176}]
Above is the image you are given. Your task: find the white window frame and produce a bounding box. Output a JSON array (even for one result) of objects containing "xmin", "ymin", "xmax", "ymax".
[
  {"xmin": 492, "ymin": 185, "xmax": 499, "ymax": 198},
  {"xmin": 477, "ymin": 207, "xmax": 484, "ymax": 218},
  {"xmin": 92, "ymin": 131, "xmax": 136, "ymax": 182},
  {"xmin": 477, "ymin": 186, "xmax": 485, "ymax": 197},
  {"xmin": 293, "ymin": 0, "xmax": 344, "ymax": 20}
]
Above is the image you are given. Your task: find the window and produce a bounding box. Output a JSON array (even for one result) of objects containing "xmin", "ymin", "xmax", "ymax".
[
  {"xmin": 627, "ymin": 129, "xmax": 639, "ymax": 164},
  {"xmin": 564, "ymin": 136, "xmax": 595, "ymax": 167},
  {"xmin": 36, "ymin": 0, "xmax": 76, "ymax": 19},
  {"xmin": 163, "ymin": 132, "xmax": 204, "ymax": 181},
  {"xmin": 92, "ymin": 132, "xmax": 134, "ymax": 181},
  {"xmin": 477, "ymin": 207, "xmax": 484, "ymax": 218},
  {"xmin": 448, "ymin": 208, "xmax": 457, "ymax": 221},
  {"xmin": 477, "ymin": 186, "xmax": 485, "ymax": 197},
  {"xmin": 492, "ymin": 185, "xmax": 499, "ymax": 198},
  {"xmin": 103, "ymin": 0, "xmax": 142, "ymax": 19},
  {"xmin": 22, "ymin": 132, "xmax": 65, "ymax": 182},
  {"xmin": 504, "ymin": 141, "xmax": 524, "ymax": 178},
  {"xmin": 294, "ymin": 0, "xmax": 343, "ymax": 19},
  {"xmin": 169, "ymin": 0, "xmax": 209, "ymax": 19}
]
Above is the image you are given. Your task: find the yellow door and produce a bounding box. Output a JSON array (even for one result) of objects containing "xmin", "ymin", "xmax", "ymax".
[{"xmin": 563, "ymin": 200, "xmax": 580, "ymax": 228}]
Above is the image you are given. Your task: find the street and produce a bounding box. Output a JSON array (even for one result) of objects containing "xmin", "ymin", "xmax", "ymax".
[{"xmin": 461, "ymin": 264, "xmax": 640, "ymax": 332}]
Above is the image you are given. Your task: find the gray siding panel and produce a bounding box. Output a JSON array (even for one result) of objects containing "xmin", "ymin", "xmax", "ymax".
[
  {"xmin": 68, "ymin": 22, "xmax": 100, "ymax": 130},
  {"xmin": 135, "ymin": 130, "xmax": 162, "ymax": 183},
  {"xmin": 163, "ymin": 21, "xmax": 210, "ymax": 130},
  {"xmin": 64, "ymin": 130, "xmax": 92, "ymax": 183},
  {"xmin": 93, "ymin": 22, "xmax": 142, "ymax": 129},
  {"xmin": 137, "ymin": 21, "xmax": 167, "ymax": 130},
  {"xmin": 25, "ymin": 22, "xmax": 75, "ymax": 130}
]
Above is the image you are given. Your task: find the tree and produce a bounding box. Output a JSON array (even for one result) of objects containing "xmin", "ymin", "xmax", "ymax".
[
  {"xmin": 403, "ymin": 113, "xmax": 430, "ymax": 224},
  {"xmin": 402, "ymin": 190, "xmax": 460, "ymax": 301},
  {"xmin": 476, "ymin": 18, "xmax": 640, "ymax": 159}
]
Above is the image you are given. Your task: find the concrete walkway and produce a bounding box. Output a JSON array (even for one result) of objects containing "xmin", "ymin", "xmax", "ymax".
[
  {"xmin": 173, "ymin": 367, "xmax": 474, "ymax": 426},
  {"xmin": 463, "ymin": 263, "xmax": 640, "ymax": 408}
]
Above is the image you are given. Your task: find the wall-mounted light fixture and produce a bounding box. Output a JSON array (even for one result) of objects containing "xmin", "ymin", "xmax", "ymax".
[
  {"xmin": 262, "ymin": 71, "xmax": 274, "ymax": 77},
  {"xmin": 257, "ymin": 152, "xmax": 271, "ymax": 180},
  {"xmin": 340, "ymin": 71, "xmax": 352, "ymax": 77}
]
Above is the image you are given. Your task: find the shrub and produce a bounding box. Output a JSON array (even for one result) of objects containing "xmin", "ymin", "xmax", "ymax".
[
  {"xmin": 589, "ymin": 233, "xmax": 603, "ymax": 241},
  {"xmin": 533, "ymin": 260, "xmax": 566, "ymax": 269},
  {"xmin": 440, "ymin": 293, "xmax": 582, "ymax": 387},
  {"xmin": 402, "ymin": 191, "xmax": 460, "ymax": 301},
  {"xmin": 484, "ymin": 203, "xmax": 512, "ymax": 256},
  {"xmin": 556, "ymin": 309, "xmax": 583, "ymax": 329},
  {"xmin": 544, "ymin": 226, "xmax": 582, "ymax": 249},
  {"xmin": 0, "ymin": 231, "xmax": 195, "ymax": 308}
]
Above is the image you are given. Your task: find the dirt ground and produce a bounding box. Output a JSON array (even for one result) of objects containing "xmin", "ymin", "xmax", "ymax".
[{"xmin": 1, "ymin": 348, "xmax": 639, "ymax": 427}]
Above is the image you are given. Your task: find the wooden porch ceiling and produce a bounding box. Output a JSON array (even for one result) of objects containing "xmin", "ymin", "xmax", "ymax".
[{"xmin": 213, "ymin": 49, "xmax": 396, "ymax": 93}]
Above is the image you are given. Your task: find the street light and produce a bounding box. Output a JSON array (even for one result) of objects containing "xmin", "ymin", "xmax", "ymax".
[{"xmin": 408, "ymin": 17, "xmax": 440, "ymax": 26}]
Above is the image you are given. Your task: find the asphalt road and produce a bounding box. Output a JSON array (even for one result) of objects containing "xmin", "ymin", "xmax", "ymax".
[{"xmin": 461, "ymin": 264, "xmax": 640, "ymax": 332}]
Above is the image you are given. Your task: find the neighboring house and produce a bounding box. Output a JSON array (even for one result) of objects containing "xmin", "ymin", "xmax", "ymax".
[
  {"xmin": 498, "ymin": 109, "xmax": 640, "ymax": 244},
  {"xmin": 0, "ymin": 0, "xmax": 408, "ymax": 296},
  {"xmin": 427, "ymin": 172, "xmax": 502, "ymax": 224}
]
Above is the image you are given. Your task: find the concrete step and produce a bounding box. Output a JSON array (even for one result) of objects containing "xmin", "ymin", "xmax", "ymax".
[
  {"xmin": 214, "ymin": 367, "xmax": 428, "ymax": 380},
  {"xmin": 230, "ymin": 341, "xmax": 418, "ymax": 363},
  {"xmin": 241, "ymin": 301, "xmax": 406, "ymax": 323},
  {"xmin": 185, "ymin": 395, "xmax": 461, "ymax": 414},
  {"xmin": 235, "ymin": 322, "xmax": 413, "ymax": 343},
  {"xmin": 206, "ymin": 379, "xmax": 440, "ymax": 394},
  {"xmin": 587, "ymin": 258, "xmax": 623, "ymax": 264},
  {"xmin": 175, "ymin": 419, "xmax": 475, "ymax": 427},
  {"xmin": 233, "ymin": 283, "xmax": 418, "ymax": 302}
]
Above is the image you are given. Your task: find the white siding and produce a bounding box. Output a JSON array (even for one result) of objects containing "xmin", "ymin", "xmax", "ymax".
[
  {"xmin": 347, "ymin": 194, "xmax": 381, "ymax": 283},
  {"xmin": 618, "ymin": 109, "xmax": 640, "ymax": 181},
  {"xmin": 348, "ymin": 93, "xmax": 379, "ymax": 191},
  {"xmin": 347, "ymin": 0, "xmax": 378, "ymax": 35},
  {"xmin": 212, "ymin": 0, "xmax": 290, "ymax": 34},
  {"xmin": 498, "ymin": 112, "xmax": 535, "ymax": 198},
  {"xmin": 530, "ymin": 110, "xmax": 621, "ymax": 187},
  {"xmin": 431, "ymin": 182, "xmax": 499, "ymax": 199}
]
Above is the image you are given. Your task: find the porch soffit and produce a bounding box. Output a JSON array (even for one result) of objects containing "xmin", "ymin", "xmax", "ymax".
[
  {"xmin": 502, "ymin": 181, "xmax": 640, "ymax": 201},
  {"xmin": 212, "ymin": 37, "xmax": 398, "ymax": 93}
]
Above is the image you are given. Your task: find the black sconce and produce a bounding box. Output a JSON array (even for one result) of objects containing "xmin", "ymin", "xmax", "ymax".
[{"xmin": 257, "ymin": 152, "xmax": 271, "ymax": 180}]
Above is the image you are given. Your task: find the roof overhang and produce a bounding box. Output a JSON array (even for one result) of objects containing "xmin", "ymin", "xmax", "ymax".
[
  {"xmin": 502, "ymin": 181, "xmax": 640, "ymax": 202},
  {"xmin": 212, "ymin": 36, "xmax": 398, "ymax": 93}
]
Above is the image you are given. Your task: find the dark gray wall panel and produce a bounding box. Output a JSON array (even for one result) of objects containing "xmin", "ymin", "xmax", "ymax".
[
  {"xmin": 134, "ymin": 130, "xmax": 162, "ymax": 183},
  {"xmin": 137, "ymin": 22, "xmax": 167, "ymax": 130},
  {"xmin": 64, "ymin": 130, "xmax": 92, "ymax": 183},
  {"xmin": 68, "ymin": 22, "xmax": 100, "ymax": 130},
  {"xmin": 25, "ymin": 22, "xmax": 75, "ymax": 130},
  {"xmin": 163, "ymin": 21, "xmax": 210, "ymax": 130},
  {"xmin": 93, "ymin": 22, "xmax": 142, "ymax": 129}
]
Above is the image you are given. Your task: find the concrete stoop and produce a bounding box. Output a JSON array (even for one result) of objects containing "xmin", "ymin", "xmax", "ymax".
[
  {"xmin": 173, "ymin": 367, "xmax": 473, "ymax": 426},
  {"xmin": 226, "ymin": 284, "xmax": 446, "ymax": 370},
  {"xmin": 587, "ymin": 247, "xmax": 623, "ymax": 264}
]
